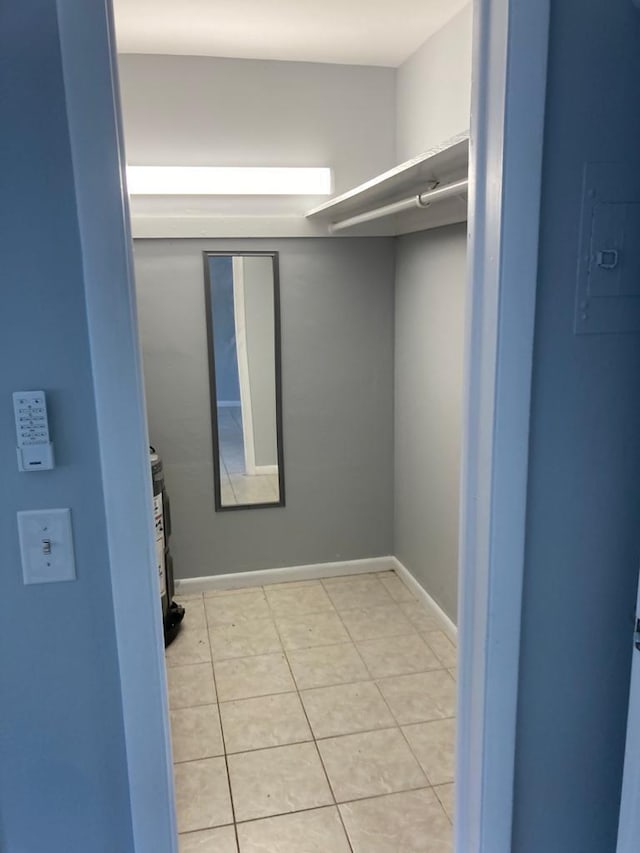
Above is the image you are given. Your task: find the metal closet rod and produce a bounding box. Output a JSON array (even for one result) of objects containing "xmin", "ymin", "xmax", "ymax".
[{"xmin": 329, "ymin": 177, "xmax": 469, "ymax": 233}]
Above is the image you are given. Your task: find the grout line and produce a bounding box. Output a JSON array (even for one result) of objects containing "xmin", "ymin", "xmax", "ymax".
[
  {"xmin": 269, "ymin": 609, "xmax": 355, "ymax": 853},
  {"xmin": 222, "ymin": 734, "xmax": 314, "ymax": 757},
  {"xmin": 207, "ymin": 637, "xmax": 366, "ymax": 659},
  {"xmin": 432, "ymin": 782, "xmax": 455, "ymax": 826},
  {"xmin": 172, "ymin": 751, "xmax": 226, "ymax": 767},
  {"xmin": 178, "ymin": 822, "xmax": 235, "ymax": 836},
  {"xmin": 205, "ymin": 610, "xmax": 241, "ymax": 852},
  {"xmin": 218, "ymin": 686, "xmax": 297, "ymax": 704},
  {"xmin": 397, "ymin": 720, "xmax": 447, "ymax": 789},
  {"xmin": 333, "ymin": 782, "xmax": 438, "ymax": 811},
  {"xmin": 232, "ymin": 783, "xmax": 438, "ymax": 826}
]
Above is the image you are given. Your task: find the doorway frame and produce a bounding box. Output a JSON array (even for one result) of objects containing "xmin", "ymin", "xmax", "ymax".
[
  {"xmin": 56, "ymin": 1, "xmax": 178, "ymax": 851},
  {"xmin": 457, "ymin": 0, "xmax": 550, "ymax": 850},
  {"xmin": 54, "ymin": 0, "xmax": 551, "ymax": 850}
]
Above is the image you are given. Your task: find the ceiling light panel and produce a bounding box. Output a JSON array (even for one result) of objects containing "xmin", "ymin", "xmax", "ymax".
[{"xmin": 126, "ymin": 166, "xmax": 332, "ymax": 196}]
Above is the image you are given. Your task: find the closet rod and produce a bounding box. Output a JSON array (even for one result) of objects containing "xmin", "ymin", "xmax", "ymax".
[{"xmin": 329, "ymin": 177, "xmax": 469, "ymax": 233}]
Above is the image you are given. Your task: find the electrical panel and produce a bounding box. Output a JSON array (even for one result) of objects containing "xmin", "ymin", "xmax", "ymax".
[{"xmin": 575, "ymin": 163, "xmax": 640, "ymax": 334}]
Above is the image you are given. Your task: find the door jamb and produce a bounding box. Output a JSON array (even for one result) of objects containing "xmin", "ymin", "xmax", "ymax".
[
  {"xmin": 55, "ymin": 0, "xmax": 551, "ymax": 850},
  {"xmin": 56, "ymin": 1, "xmax": 177, "ymax": 851},
  {"xmin": 457, "ymin": 0, "xmax": 550, "ymax": 850}
]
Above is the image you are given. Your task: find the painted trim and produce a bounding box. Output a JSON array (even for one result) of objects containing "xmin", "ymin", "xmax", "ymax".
[
  {"xmin": 617, "ymin": 570, "xmax": 640, "ymax": 850},
  {"xmin": 392, "ymin": 558, "xmax": 457, "ymax": 644},
  {"xmin": 458, "ymin": 1, "xmax": 550, "ymax": 851},
  {"xmin": 232, "ymin": 257, "xmax": 257, "ymax": 476},
  {"xmin": 55, "ymin": 2, "xmax": 177, "ymax": 851},
  {"xmin": 175, "ymin": 556, "xmax": 396, "ymax": 595}
]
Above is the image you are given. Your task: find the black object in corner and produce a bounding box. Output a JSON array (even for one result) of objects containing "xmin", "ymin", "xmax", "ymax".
[{"xmin": 150, "ymin": 446, "xmax": 185, "ymax": 646}]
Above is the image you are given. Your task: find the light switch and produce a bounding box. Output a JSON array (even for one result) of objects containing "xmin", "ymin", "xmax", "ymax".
[{"xmin": 17, "ymin": 508, "xmax": 76, "ymax": 585}]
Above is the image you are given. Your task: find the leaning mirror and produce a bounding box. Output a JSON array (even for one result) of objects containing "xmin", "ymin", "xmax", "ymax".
[{"xmin": 204, "ymin": 252, "xmax": 285, "ymax": 510}]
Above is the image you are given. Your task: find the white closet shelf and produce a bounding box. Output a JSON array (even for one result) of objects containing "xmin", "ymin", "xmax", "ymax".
[{"xmin": 306, "ymin": 132, "xmax": 469, "ymax": 237}]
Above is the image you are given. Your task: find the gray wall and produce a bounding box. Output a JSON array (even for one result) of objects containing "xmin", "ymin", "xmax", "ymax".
[
  {"xmin": 512, "ymin": 0, "xmax": 640, "ymax": 849},
  {"xmin": 243, "ymin": 256, "xmax": 278, "ymax": 467},
  {"xmin": 393, "ymin": 16, "xmax": 471, "ymax": 622},
  {"xmin": 396, "ymin": 4, "xmax": 472, "ymax": 160},
  {"xmin": 394, "ymin": 226, "xmax": 467, "ymax": 620},
  {"xmin": 134, "ymin": 238, "xmax": 395, "ymax": 577},
  {"xmin": 0, "ymin": 2, "xmax": 133, "ymax": 850},
  {"xmin": 118, "ymin": 54, "xmax": 396, "ymax": 196}
]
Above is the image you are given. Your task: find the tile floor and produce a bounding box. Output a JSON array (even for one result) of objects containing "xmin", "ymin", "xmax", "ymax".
[
  {"xmin": 217, "ymin": 405, "xmax": 280, "ymax": 506},
  {"xmin": 166, "ymin": 569, "xmax": 457, "ymax": 852}
]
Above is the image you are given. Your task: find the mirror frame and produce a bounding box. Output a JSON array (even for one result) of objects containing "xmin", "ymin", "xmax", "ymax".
[{"xmin": 203, "ymin": 250, "xmax": 286, "ymax": 512}]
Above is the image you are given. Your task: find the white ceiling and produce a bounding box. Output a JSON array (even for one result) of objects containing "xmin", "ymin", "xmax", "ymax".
[{"xmin": 113, "ymin": 0, "xmax": 469, "ymax": 68}]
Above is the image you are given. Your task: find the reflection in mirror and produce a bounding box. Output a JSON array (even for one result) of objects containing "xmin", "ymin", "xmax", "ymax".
[{"xmin": 204, "ymin": 252, "xmax": 285, "ymax": 510}]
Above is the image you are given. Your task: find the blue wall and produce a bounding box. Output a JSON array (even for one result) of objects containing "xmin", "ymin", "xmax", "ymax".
[
  {"xmin": 512, "ymin": 1, "xmax": 640, "ymax": 849},
  {"xmin": 209, "ymin": 256, "xmax": 241, "ymax": 404},
  {"xmin": 0, "ymin": 2, "xmax": 133, "ymax": 850}
]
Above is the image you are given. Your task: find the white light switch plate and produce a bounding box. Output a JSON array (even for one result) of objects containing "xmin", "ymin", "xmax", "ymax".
[{"xmin": 17, "ymin": 508, "xmax": 76, "ymax": 585}]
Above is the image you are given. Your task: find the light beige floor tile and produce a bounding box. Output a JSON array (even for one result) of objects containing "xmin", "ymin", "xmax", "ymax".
[
  {"xmin": 205, "ymin": 585, "xmax": 264, "ymax": 598},
  {"xmin": 175, "ymin": 593, "xmax": 204, "ymax": 602},
  {"xmin": 448, "ymin": 667, "xmax": 457, "ymax": 681},
  {"xmin": 317, "ymin": 728, "xmax": 427, "ymax": 802},
  {"xmin": 174, "ymin": 757, "xmax": 233, "ymax": 833},
  {"xmin": 377, "ymin": 670, "xmax": 456, "ymax": 725},
  {"xmin": 275, "ymin": 611, "xmax": 350, "ymax": 650},
  {"xmin": 167, "ymin": 663, "xmax": 216, "ymax": 709},
  {"xmin": 356, "ymin": 633, "xmax": 442, "ymax": 678},
  {"xmin": 340, "ymin": 604, "xmax": 414, "ymax": 642},
  {"xmin": 339, "ymin": 788, "xmax": 452, "ymax": 853},
  {"xmin": 265, "ymin": 582, "xmax": 334, "ymax": 616},
  {"xmin": 166, "ymin": 623, "xmax": 212, "ymax": 668},
  {"xmin": 228, "ymin": 742, "xmax": 333, "ymax": 822},
  {"xmin": 220, "ymin": 692, "xmax": 312, "ymax": 753},
  {"xmin": 323, "ymin": 576, "xmax": 393, "ymax": 611},
  {"xmin": 171, "ymin": 705, "xmax": 224, "ymax": 763},
  {"xmin": 236, "ymin": 806, "xmax": 351, "ymax": 853},
  {"xmin": 434, "ymin": 783, "xmax": 455, "ymax": 822},
  {"xmin": 205, "ymin": 590, "xmax": 270, "ymax": 626},
  {"xmin": 402, "ymin": 718, "xmax": 456, "ymax": 785},
  {"xmin": 210, "ymin": 618, "xmax": 282, "ymax": 661},
  {"xmin": 287, "ymin": 642, "xmax": 369, "ymax": 690},
  {"xmin": 214, "ymin": 653, "xmax": 295, "ymax": 701},
  {"xmin": 400, "ymin": 602, "xmax": 447, "ymax": 634},
  {"xmin": 423, "ymin": 632, "xmax": 457, "ymax": 668},
  {"xmin": 179, "ymin": 825, "xmax": 238, "ymax": 852},
  {"xmin": 301, "ymin": 681, "xmax": 395, "ymax": 739},
  {"xmin": 378, "ymin": 573, "xmax": 416, "ymax": 603}
]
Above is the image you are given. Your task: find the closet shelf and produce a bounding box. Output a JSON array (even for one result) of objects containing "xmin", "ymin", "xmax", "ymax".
[{"xmin": 306, "ymin": 132, "xmax": 469, "ymax": 237}]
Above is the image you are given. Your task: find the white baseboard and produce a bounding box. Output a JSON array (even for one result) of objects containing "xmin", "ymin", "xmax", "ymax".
[
  {"xmin": 254, "ymin": 464, "xmax": 278, "ymax": 475},
  {"xmin": 175, "ymin": 556, "xmax": 396, "ymax": 595},
  {"xmin": 392, "ymin": 557, "xmax": 458, "ymax": 644},
  {"xmin": 175, "ymin": 555, "xmax": 457, "ymax": 645}
]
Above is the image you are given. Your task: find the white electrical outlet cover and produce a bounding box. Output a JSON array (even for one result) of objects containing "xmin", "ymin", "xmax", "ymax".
[{"xmin": 17, "ymin": 508, "xmax": 76, "ymax": 585}]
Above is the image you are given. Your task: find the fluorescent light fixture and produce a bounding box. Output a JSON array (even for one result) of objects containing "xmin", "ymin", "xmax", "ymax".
[{"xmin": 126, "ymin": 166, "xmax": 332, "ymax": 196}]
